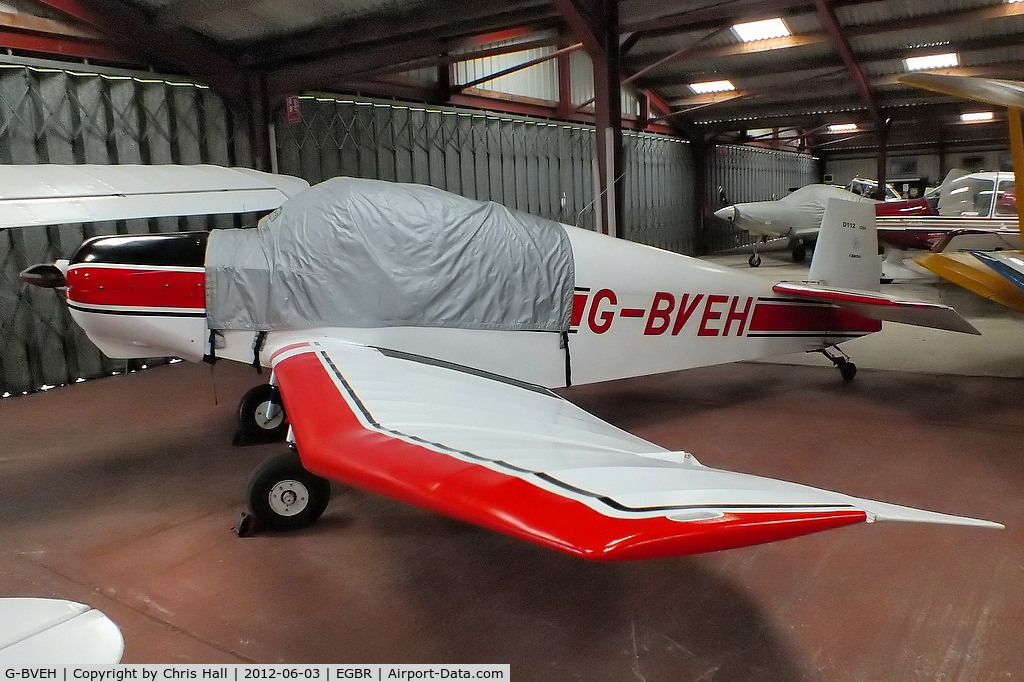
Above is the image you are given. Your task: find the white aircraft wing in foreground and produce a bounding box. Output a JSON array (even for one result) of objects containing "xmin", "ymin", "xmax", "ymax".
[
  {"xmin": 0, "ymin": 163, "xmax": 308, "ymax": 228},
  {"xmin": 258, "ymin": 335, "xmax": 999, "ymax": 561}
]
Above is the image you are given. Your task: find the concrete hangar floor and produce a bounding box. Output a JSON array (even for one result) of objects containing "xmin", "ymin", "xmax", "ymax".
[{"xmin": 2, "ymin": 249, "xmax": 1022, "ymax": 678}]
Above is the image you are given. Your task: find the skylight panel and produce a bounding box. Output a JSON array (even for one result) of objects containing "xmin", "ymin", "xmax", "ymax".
[
  {"xmin": 827, "ymin": 123, "xmax": 858, "ymax": 133},
  {"xmin": 732, "ymin": 18, "xmax": 791, "ymax": 42},
  {"xmin": 689, "ymin": 80, "xmax": 735, "ymax": 94},
  {"xmin": 961, "ymin": 111, "xmax": 994, "ymax": 122},
  {"xmin": 904, "ymin": 53, "xmax": 959, "ymax": 71}
]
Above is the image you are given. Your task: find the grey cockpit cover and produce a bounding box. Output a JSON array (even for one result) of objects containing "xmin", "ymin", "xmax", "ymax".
[{"xmin": 205, "ymin": 177, "xmax": 575, "ymax": 332}]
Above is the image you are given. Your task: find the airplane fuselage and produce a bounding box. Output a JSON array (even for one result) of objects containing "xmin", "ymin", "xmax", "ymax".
[{"xmin": 63, "ymin": 224, "xmax": 880, "ymax": 389}]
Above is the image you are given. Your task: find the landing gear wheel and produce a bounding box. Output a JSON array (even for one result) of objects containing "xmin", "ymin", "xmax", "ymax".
[
  {"xmin": 748, "ymin": 253, "xmax": 762, "ymax": 267},
  {"xmin": 246, "ymin": 451, "xmax": 331, "ymax": 531},
  {"xmin": 816, "ymin": 346, "xmax": 857, "ymax": 382},
  {"xmin": 791, "ymin": 245, "xmax": 807, "ymax": 263},
  {"xmin": 236, "ymin": 384, "xmax": 288, "ymax": 444}
]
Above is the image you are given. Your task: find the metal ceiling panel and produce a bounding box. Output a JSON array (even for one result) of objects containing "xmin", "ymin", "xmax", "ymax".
[{"xmin": 5, "ymin": 0, "xmax": 1022, "ymax": 156}]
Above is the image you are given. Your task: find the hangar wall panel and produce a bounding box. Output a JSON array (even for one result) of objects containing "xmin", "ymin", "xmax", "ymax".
[
  {"xmin": 0, "ymin": 60, "xmax": 253, "ymax": 396},
  {"xmin": 273, "ymin": 95, "xmax": 694, "ymax": 251},
  {"xmin": 704, "ymin": 145, "xmax": 820, "ymax": 254}
]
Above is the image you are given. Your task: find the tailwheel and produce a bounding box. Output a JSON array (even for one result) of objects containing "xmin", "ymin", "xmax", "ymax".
[
  {"xmin": 235, "ymin": 383, "xmax": 288, "ymax": 444},
  {"xmin": 790, "ymin": 243, "xmax": 807, "ymax": 263},
  {"xmin": 245, "ymin": 451, "xmax": 331, "ymax": 532},
  {"xmin": 838, "ymin": 359, "xmax": 857, "ymax": 382},
  {"xmin": 817, "ymin": 346, "xmax": 857, "ymax": 382},
  {"xmin": 748, "ymin": 253, "xmax": 762, "ymax": 267}
]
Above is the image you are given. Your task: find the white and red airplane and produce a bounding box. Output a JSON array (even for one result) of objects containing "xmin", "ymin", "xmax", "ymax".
[{"xmin": 8, "ymin": 164, "xmax": 1000, "ymax": 561}]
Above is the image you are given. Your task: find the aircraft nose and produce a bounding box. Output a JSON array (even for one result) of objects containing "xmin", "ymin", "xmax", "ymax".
[
  {"xmin": 20, "ymin": 261, "xmax": 68, "ymax": 288},
  {"xmin": 714, "ymin": 206, "xmax": 736, "ymax": 222}
]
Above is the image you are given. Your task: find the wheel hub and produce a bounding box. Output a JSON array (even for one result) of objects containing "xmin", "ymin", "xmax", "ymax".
[
  {"xmin": 268, "ymin": 479, "xmax": 308, "ymax": 516},
  {"xmin": 254, "ymin": 400, "xmax": 285, "ymax": 430}
]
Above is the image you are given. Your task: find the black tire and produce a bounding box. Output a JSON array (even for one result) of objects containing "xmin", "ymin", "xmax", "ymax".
[
  {"xmin": 748, "ymin": 254, "xmax": 762, "ymax": 267},
  {"xmin": 236, "ymin": 384, "xmax": 288, "ymax": 444},
  {"xmin": 839, "ymin": 361, "xmax": 857, "ymax": 382},
  {"xmin": 246, "ymin": 451, "xmax": 331, "ymax": 531},
  {"xmin": 791, "ymin": 245, "xmax": 807, "ymax": 263}
]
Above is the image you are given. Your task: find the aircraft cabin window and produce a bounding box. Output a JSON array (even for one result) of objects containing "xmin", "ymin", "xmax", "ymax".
[
  {"xmin": 994, "ymin": 180, "xmax": 1017, "ymax": 218},
  {"xmin": 938, "ymin": 177, "xmax": 996, "ymax": 217}
]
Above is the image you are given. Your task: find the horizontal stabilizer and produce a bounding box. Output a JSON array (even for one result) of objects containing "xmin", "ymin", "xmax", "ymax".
[
  {"xmin": 0, "ymin": 164, "xmax": 309, "ymax": 228},
  {"xmin": 772, "ymin": 282, "xmax": 981, "ymax": 334}
]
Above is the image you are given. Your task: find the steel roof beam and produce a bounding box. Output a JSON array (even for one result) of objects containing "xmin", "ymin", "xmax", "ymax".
[
  {"xmin": 552, "ymin": 0, "xmax": 623, "ymax": 237},
  {"xmin": 813, "ymin": 0, "xmax": 880, "ymax": 127},
  {"xmin": 32, "ymin": 0, "xmax": 248, "ymax": 107},
  {"xmin": 242, "ymin": 3, "xmax": 558, "ymax": 66}
]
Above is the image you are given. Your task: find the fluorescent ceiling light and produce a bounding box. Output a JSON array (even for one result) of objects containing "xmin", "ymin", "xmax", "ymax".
[
  {"xmin": 827, "ymin": 123, "xmax": 858, "ymax": 133},
  {"xmin": 689, "ymin": 79, "xmax": 735, "ymax": 94},
  {"xmin": 961, "ymin": 111, "xmax": 994, "ymax": 122},
  {"xmin": 732, "ymin": 18, "xmax": 791, "ymax": 42},
  {"xmin": 904, "ymin": 52, "xmax": 959, "ymax": 71}
]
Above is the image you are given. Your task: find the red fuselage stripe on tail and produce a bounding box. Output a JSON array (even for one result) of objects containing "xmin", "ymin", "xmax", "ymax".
[
  {"xmin": 273, "ymin": 349, "xmax": 867, "ymax": 561},
  {"xmin": 749, "ymin": 300, "xmax": 881, "ymax": 335},
  {"xmin": 66, "ymin": 266, "xmax": 205, "ymax": 310}
]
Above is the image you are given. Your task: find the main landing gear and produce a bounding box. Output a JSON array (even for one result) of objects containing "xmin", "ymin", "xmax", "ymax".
[
  {"xmin": 788, "ymin": 238, "xmax": 808, "ymax": 264},
  {"xmin": 817, "ymin": 346, "xmax": 857, "ymax": 382},
  {"xmin": 236, "ymin": 450, "xmax": 332, "ymax": 536},
  {"xmin": 234, "ymin": 382, "xmax": 288, "ymax": 445},
  {"xmin": 748, "ymin": 236, "xmax": 765, "ymax": 267},
  {"xmin": 747, "ymin": 237, "xmax": 809, "ymax": 267}
]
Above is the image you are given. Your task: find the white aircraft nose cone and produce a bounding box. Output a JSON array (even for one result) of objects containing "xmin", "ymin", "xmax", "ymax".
[{"xmin": 714, "ymin": 206, "xmax": 735, "ymax": 222}]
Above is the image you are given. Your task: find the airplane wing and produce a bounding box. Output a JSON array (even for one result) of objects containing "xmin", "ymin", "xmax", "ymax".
[
  {"xmin": 771, "ymin": 282, "xmax": 981, "ymax": 335},
  {"xmin": 0, "ymin": 164, "xmax": 309, "ymax": 228},
  {"xmin": 972, "ymin": 250, "xmax": 1024, "ymax": 292},
  {"xmin": 913, "ymin": 251, "xmax": 1024, "ymax": 313},
  {"xmin": 266, "ymin": 335, "xmax": 999, "ymax": 561}
]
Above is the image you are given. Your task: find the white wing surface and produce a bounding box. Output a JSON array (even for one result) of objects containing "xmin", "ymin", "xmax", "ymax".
[
  {"xmin": 267, "ymin": 335, "xmax": 1000, "ymax": 560},
  {"xmin": 0, "ymin": 163, "xmax": 308, "ymax": 228},
  {"xmin": 0, "ymin": 598, "xmax": 123, "ymax": 664}
]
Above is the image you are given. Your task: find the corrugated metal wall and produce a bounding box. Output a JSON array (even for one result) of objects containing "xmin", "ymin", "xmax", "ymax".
[
  {"xmin": 0, "ymin": 59, "xmax": 252, "ymax": 396},
  {"xmin": 622, "ymin": 131, "xmax": 694, "ymax": 252},
  {"xmin": 704, "ymin": 145, "xmax": 820, "ymax": 253},
  {"xmin": 273, "ymin": 95, "xmax": 695, "ymax": 251},
  {"xmin": 453, "ymin": 39, "xmax": 560, "ymax": 101}
]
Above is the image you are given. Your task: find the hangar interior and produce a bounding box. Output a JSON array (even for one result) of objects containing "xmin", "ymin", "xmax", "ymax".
[{"xmin": 1, "ymin": 0, "xmax": 1023, "ymax": 675}]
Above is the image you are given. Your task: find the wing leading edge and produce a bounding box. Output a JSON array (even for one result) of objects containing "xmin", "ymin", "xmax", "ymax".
[{"xmin": 268, "ymin": 336, "xmax": 999, "ymax": 561}]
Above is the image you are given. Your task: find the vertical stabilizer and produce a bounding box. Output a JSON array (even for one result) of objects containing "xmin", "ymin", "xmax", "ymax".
[{"xmin": 809, "ymin": 198, "xmax": 880, "ymax": 291}]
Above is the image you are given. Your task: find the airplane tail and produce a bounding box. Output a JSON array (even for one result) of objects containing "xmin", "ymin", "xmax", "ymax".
[
  {"xmin": 776, "ymin": 198, "xmax": 980, "ymax": 335},
  {"xmin": 808, "ymin": 198, "xmax": 879, "ymax": 290}
]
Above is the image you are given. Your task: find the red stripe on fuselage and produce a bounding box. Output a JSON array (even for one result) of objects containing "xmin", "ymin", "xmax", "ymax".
[
  {"xmin": 66, "ymin": 265, "xmax": 205, "ymax": 310},
  {"xmin": 273, "ymin": 349, "xmax": 867, "ymax": 561},
  {"xmin": 750, "ymin": 300, "xmax": 881, "ymax": 334}
]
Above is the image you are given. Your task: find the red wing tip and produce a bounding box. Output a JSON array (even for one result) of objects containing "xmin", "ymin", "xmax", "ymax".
[{"xmin": 568, "ymin": 509, "xmax": 869, "ymax": 561}]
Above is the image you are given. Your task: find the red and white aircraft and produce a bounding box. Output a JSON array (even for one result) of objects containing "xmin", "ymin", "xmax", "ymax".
[{"xmin": 10, "ymin": 164, "xmax": 1000, "ymax": 561}]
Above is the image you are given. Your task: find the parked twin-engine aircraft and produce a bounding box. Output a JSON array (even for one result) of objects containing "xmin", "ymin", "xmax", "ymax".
[
  {"xmin": 897, "ymin": 74, "xmax": 1024, "ymax": 311},
  {"xmin": 8, "ymin": 164, "xmax": 1000, "ymax": 561}
]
